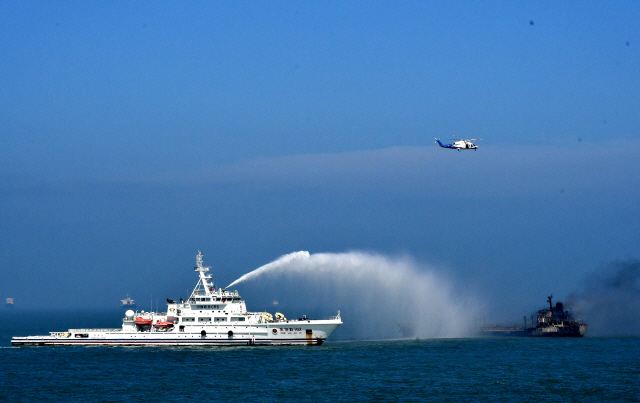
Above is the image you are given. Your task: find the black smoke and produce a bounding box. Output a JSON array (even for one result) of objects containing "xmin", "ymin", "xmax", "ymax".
[{"xmin": 566, "ymin": 260, "xmax": 640, "ymax": 336}]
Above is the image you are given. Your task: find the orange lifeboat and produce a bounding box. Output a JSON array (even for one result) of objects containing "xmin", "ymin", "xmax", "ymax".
[
  {"xmin": 135, "ymin": 317, "xmax": 153, "ymax": 326},
  {"xmin": 153, "ymin": 321, "xmax": 174, "ymax": 328}
]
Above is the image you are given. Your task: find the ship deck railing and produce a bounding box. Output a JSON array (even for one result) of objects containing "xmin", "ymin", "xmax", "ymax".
[{"xmin": 68, "ymin": 328, "xmax": 122, "ymax": 333}]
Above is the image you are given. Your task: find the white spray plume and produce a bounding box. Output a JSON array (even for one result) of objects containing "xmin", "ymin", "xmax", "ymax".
[
  {"xmin": 227, "ymin": 251, "xmax": 311, "ymax": 288},
  {"xmin": 227, "ymin": 251, "xmax": 483, "ymax": 339}
]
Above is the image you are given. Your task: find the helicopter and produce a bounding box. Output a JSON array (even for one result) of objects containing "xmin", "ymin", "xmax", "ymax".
[{"xmin": 435, "ymin": 136, "xmax": 482, "ymax": 151}]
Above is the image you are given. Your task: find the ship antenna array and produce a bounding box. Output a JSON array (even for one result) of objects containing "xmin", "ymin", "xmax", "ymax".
[
  {"xmin": 190, "ymin": 251, "xmax": 214, "ymax": 300},
  {"xmin": 195, "ymin": 250, "xmax": 212, "ymax": 272}
]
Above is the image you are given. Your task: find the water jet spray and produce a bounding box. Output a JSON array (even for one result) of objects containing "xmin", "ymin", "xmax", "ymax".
[{"xmin": 228, "ymin": 251, "xmax": 483, "ymax": 339}]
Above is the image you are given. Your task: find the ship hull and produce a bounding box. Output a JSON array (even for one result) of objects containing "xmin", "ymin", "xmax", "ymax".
[
  {"xmin": 478, "ymin": 323, "xmax": 587, "ymax": 338},
  {"xmin": 11, "ymin": 321, "xmax": 341, "ymax": 346},
  {"xmin": 527, "ymin": 323, "xmax": 587, "ymax": 337},
  {"xmin": 12, "ymin": 338, "xmax": 327, "ymax": 346}
]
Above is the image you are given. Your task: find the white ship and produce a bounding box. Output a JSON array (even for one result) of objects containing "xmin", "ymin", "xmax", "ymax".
[{"xmin": 11, "ymin": 251, "xmax": 342, "ymax": 346}]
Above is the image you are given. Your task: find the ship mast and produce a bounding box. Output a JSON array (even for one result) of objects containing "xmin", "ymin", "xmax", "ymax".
[{"xmin": 190, "ymin": 251, "xmax": 214, "ymax": 299}]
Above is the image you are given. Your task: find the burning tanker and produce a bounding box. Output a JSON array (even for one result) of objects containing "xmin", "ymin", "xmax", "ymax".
[{"xmin": 480, "ymin": 295, "xmax": 587, "ymax": 337}]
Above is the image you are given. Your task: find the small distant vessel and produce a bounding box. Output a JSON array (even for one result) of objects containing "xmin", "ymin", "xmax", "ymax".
[
  {"xmin": 397, "ymin": 323, "xmax": 416, "ymax": 338},
  {"xmin": 121, "ymin": 295, "xmax": 136, "ymax": 308},
  {"xmin": 479, "ymin": 295, "xmax": 587, "ymax": 337},
  {"xmin": 12, "ymin": 251, "xmax": 342, "ymax": 346},
  {"xmin": 6, "ymin": 298, "xmax": 14, "ymax": 307}
]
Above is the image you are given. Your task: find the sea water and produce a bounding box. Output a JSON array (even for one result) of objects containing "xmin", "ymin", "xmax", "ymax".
[{"xmin": 2, "ymin": 311, "xmax": 639, "ymax": 402}]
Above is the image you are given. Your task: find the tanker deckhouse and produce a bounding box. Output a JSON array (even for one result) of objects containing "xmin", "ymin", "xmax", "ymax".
[{"xmin": 12, "ymin": 252, "xmax": 342, "ymax": 346}]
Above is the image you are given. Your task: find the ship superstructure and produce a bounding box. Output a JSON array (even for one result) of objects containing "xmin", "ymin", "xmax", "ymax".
[
  {"xmin": 12, "ymin": 252, "xmax": 342, "ymax": 346},
  {"xmin": 528, "ymin": 295, "xmax": 587, "ymax": 337}
]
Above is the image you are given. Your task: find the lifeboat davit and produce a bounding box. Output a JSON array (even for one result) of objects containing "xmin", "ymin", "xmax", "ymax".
[
  {"xmin": 153, "ymin": 321, "xmax": 174, "ymax": 328},
  {"xmin": 135, "ymin": 317, "xmax": 153, "ymax": 326}
]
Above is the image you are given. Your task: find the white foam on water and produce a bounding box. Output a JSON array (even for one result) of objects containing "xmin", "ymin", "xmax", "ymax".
[{"xmin": 227, "ymin": 251, "xmax": 483, "ymax": 339}]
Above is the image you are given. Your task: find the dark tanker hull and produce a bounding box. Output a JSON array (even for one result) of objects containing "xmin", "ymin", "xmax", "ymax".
[
  {"xmin": 478, "ymin": 323, "xmax": 587, "ymax": 337},
  {"xmin": 527, "ymin": 322, "xmax": 587, "ymax": 337}
]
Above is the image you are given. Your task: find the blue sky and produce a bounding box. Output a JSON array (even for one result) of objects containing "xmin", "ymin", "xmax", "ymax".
[{"xmin": 1, "ymin": 2, "xmax": 639, "ymax": 328}]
